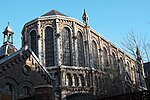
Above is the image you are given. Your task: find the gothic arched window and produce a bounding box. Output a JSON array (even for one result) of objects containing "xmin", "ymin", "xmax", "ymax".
[
  {"xmin": 103, "ymin": 47, "xmax": 108, "ymax": 67},
  {"xmin": 120, "ymin": 57, "xmax": 124, "ymax": 72},
  {"xmin": 30, "ymin": 30, "xmax": 37, "ymax": 55},
  {"xmin": 127, "ymin": 62, "xmax": 130, "ymax": 73},
  {"xmin": 77, "ymin": 31, "xmax": 85, "ymax": 67},
  {"xmin": 45, "ymin": 26, "xmax": 54, "ymax": 67},
  {"xmin": 112, "ymin": 53, "xmax": 117, "ymax": 68},
  {"xmin": 62, "ymin": 27, "xmax": 72, "ymax": 66},
  {"xmin": 92, "ymin": 40, "xmax": 98, "ymax": 69}
]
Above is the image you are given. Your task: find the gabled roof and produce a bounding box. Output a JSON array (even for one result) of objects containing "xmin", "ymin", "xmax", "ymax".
[
  {"xmin": 41, "ymin": 10, "xmax": 66, "ymax": 17},
  {"xmin": 0, "ymin": 46, "xmax": 54, "ymax": 80}
]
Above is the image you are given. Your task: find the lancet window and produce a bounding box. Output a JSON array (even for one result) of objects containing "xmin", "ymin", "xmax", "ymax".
[
  {"xmin": 62, "ymin": 27, "xmax": 72, "ymax": 66},
  {"xmin": 45, "ymin": 26, "xmax": 54, "ymax": 66},
  {"xmin": 92, "ymin": 40, "xmax": 98, "ymax": 69},
  {"xmin": 30, "ymin": 30, "xmax": 37, "ymax": 55},
  {"xmin": 103, "ymin": 47, "xmax": 108, "ymax": 67},
  {"xmin": 77, "ymin": 31, "xmax": 85, "ymax": 67}
]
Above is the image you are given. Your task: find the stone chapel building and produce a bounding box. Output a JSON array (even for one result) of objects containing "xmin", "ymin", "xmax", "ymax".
[{"xmin": 0, "ymin": 9, "xmax": 147, "ymax": 100}]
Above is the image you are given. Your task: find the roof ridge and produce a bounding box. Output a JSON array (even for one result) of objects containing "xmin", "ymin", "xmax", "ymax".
[{"xmin": 41, "ymin": 9, "xmax": 66, "ymax": 17}]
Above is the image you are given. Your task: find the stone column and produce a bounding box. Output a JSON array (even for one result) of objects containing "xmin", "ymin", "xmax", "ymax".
[
  {"xmin": 72, "ymin": 22, "xmax": 78, "ymax": 66},
  {"xmin": 56, "ymin": 19, "xmax": 61, "ymax": 66},
  {"xmin": 98, "ymin": 37, "xmax": 103, "ymax": 71},
  {"xmin": 37, "ymin": 20, "xmax": 42, "ymax": 62}
]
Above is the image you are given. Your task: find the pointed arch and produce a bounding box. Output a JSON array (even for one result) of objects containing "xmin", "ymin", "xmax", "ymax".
[
  {"xmin": 112, "ymin": 52, "xmax": 117, "ymax": 68},
  {"xmin": 103, "ymin": 47, "xmax": 108, "ymax": 67},
  {"xmin": 45, "ymin": 26, "xmax": 54, "ymax": 66},
  {"xmin": 62, "ymin": 27, "xmax": 72, "ymax": 66},
  {"xmin": 120, "ymin": 57, "xmax": 125, "ymax": 72},
  {"xmin": 30, "ymin": 30, "xmax": 37, "ymax": 55},
  {"xmin": 77, "ymin": 31, "xmax": 85, "ymax": 67},
  {"xmin": 127, "ymin": 61, "xmax": 130, "ymax": 73},
  {"xmin": 92, "ymin": 40, "xmax": 98, "ymax": 69}
]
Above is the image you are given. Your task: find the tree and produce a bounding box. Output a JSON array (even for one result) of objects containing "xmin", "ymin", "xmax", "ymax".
[{"xmin": 121, "ymin": 31, "xmax": 150, "ymax": 62}]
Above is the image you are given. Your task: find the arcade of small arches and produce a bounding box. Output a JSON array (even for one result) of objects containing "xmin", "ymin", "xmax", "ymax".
[{"xmin": 0, "ymin": 78, "xmax": 33, "ymax": 99}]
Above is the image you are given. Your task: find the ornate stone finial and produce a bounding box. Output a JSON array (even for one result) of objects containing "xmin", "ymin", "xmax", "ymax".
[
  {"xmin": 82, "ymin": 9, "xmax": 89, "ymax": 25},
  {"xmin": 3, "ymin": 22, "xmax": 14, "ymax": 44},
  {"xmin": 136, "ymin": 47, "xmax": 142, "ymax": 65},
  {"xmin": 136, "ymin": 47, "xmax": 142, "ymax": 59}
]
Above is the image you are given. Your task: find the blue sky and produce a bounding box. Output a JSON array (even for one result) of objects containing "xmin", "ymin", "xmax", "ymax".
[{"xmin": 0, "ymin": 0, "xmax": 150, "ymax": 49}]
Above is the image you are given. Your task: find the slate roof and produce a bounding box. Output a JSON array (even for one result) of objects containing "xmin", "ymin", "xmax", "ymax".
[{"xmin": 41, "ymin": 10, "xmax": 66, "ymax": 17}]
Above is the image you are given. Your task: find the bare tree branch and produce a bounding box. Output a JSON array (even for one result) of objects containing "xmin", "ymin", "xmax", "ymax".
[{"xmin": 121, "ymin": 31, "xmax": 150, "ymax": 62}]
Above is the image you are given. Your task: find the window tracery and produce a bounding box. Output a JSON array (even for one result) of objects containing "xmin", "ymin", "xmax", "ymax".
[
  {"xmin": 112, "ymin": 53, "xmax": 117, "ymax": 70},
  {"xmin": 30, "ymin": 30, "xmax": 37, "ymax": 55},
  {"xmin": 62, "ymin": 27, "xmax": 72, "ymax": 66},
  {"xmin": 77, "ymin": 32, "xmax": 85, "ymax": 67},
  {"xmin": 92, "ymin": 40, "xmax": 98, "ymax": 69},
  {"xmin": 103, "ymin": 47, "xmax": 108, "ymax": 67},
  {"xmin": 45, "ymin": 26, "xmax": 54, "ymax": 66},
  {"xmin": 120, "ymin": 57, "xmax": 125, "ymax": 72}
]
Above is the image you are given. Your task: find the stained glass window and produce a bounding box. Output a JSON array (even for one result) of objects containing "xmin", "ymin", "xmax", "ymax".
[
  {"xmin": 127, "ymin": 62, "xmax": 130, "ymax": 73},
  {"xmin": 30, "ymin": 30, "xmax": 37, "ymax": 55},
  {"xmin": 45, "ymin": 26, "xmax": 54, "ymax": 66},
  {"xmin": 77, "ymin": 32, "xmax": 85, "ymax": 67},
  {"xmin": 120, "ymin": 57, "xmax": 125, "ymax": 72},
  {"xmin": 112, "ymin": 53, "xmax": 117, "ymax": 68},
  {"xmin": 62, "ymin": 27, "xmax": 72, "ymax": 66},
  {"xmin": 103, "ymin": 47, "xmax": 108, "ymax": 67},
  {"xmin": 92, "ymin": 40, "xmax": 98, "ymax": 69}
]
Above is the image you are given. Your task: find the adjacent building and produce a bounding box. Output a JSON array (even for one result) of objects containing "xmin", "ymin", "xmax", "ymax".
[{"xmin": 0, "ymin": 24, "xmax": 55, "ymax": 100}]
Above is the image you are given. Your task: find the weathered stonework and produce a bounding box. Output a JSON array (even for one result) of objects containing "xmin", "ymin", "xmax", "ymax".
[{"xmin": 21, "ymin": 10, "xmax": 147, "ymax": 100}]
